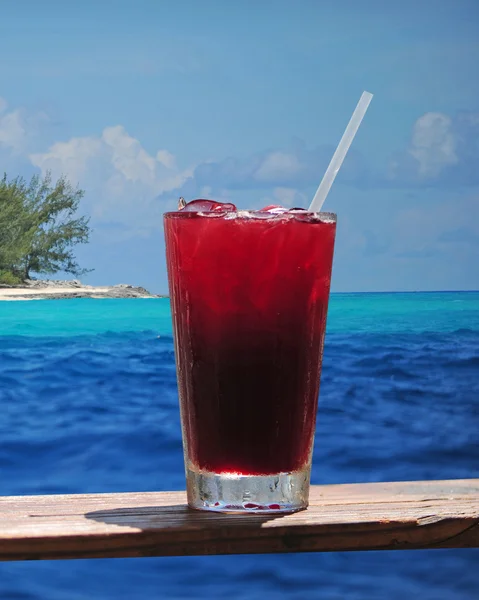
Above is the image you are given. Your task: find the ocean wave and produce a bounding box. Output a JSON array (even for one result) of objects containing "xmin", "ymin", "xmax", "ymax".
[{"xmin": 0, "ymin": 293, "xmax": 478, "ymax": 599}]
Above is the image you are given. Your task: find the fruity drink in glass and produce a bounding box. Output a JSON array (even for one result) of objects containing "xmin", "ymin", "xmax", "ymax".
[{"xmin": 164, "ymin": 200, "xmax": 336, "ymax": 513}]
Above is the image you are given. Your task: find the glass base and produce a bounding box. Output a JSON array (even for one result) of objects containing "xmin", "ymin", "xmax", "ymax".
[{"xmin": 186, "ymin": 466, "xmax": 310, "ymax": 514}]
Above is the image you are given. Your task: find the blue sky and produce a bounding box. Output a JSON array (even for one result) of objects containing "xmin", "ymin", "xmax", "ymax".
[{"xmin": 1, "ymin": 0, "xmax": 478, "ymax": 293}]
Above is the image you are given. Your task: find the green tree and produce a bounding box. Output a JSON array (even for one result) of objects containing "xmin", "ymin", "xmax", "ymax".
[
  {"xmin": 0, "ymin": 176, "xmax": 34, "ymax": 283},
  {"xmin": 0, "ymin": 172, "xmax": 92, "ymax": 282}
]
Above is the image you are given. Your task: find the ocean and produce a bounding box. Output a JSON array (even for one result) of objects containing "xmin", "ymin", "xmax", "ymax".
[{"xmin": 0, "ymin": 292, "xmax": 478, "ymax": 599}]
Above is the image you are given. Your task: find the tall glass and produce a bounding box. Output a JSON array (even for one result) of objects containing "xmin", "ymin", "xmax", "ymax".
[{"xmin": 164, "ymin": 208, "xmax": 336, "ymax": 513}]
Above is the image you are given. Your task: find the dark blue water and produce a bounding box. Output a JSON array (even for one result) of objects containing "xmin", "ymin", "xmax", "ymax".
[{"xmin": 1, "ymin": 293, "xmax": 478, "ymax": 599}]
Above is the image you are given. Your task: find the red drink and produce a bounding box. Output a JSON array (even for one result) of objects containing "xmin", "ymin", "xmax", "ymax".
[{"xmin": 164, "ymin": 201, "xmax": 336, "ymax": 512}]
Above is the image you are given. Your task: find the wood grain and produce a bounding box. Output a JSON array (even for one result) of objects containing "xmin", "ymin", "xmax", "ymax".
[{"xmin": 0, "ymin": 480, "xmax": 477, "ymax": 561}]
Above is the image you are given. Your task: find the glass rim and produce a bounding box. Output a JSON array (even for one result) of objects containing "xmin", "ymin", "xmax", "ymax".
[{"xmin": 164, "ymin": 210, "xmax": 337, "ymax": 222}]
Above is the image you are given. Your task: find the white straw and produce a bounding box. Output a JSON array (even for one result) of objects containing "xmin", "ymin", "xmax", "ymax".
[{"xmin": 308, "ymin": 91, "xmax": 373, "ymax": 213}]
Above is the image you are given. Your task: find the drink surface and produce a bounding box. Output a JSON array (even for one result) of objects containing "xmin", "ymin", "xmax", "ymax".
[{"xmin": 164, "ymin": 202, "xmax": 336, "ymax": 475}]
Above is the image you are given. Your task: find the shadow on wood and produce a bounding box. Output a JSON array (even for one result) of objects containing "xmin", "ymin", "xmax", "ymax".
[
  {"xmin": 0, "ymin": 480, "xmax": 478, "ymax": 561},
  {"xmin": 85, "ymin": 502, "xmax": 285, "ymax": 557}
]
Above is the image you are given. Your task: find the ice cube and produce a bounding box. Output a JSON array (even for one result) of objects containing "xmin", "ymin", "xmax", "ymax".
[
  {"xmin": 259, "ymin": 205, "xmax": 289, "ymax": 214},
  {"xmin": 180, "ymin": 199, "xmax": 237, "ymax": 212}
]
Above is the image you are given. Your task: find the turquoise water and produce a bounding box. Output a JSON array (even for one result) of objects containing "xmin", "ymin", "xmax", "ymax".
[
  {"xmin": 1, "ymin": 291, "xmax": 478, "ymax": 336},
  {"xmin": 0, "ymin": 297, "xmax": 173, "ymax": 337},
  {"xmin": 0, "ymin": 291, "xmax": 478, "ymax": 599}
]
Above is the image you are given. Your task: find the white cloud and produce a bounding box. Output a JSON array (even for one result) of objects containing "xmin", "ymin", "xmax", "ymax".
[
  {"xmin": 0, "ymin": 96, "xmax": 191, "ymax": 235},
  {"xmin": 3, "ymin": 93, "xmax": 478, "ymax": 249},
  {"xmin": 156, "ymin": 149, "xmax": 176, "ymax": 170},
  {"xmin": 30, "ymin": 125, "xmax": 191, "ymax": 230},
  {"xmin": 30, "ymin": 126, "xmax": 187, "ymax": 194},
  {"xmin": 409, "ymin": 113, "xmax": 459, "ymax": 179},
  {"xmin": 388, "ymin": 111, "xmax": 479, "ymax": 185},
  {"xmin": 30, "ymin": 136, "xmax": 104, "ymax": 183},
  {"xmin": 102, "ymin": 125, "xmax": 157, "ymax": 182},
  {"xmin": 168, "ymin": 142, "xmax": 366, "ymax": 204},
  {"xmin": 0, "ymin": 97, "xmax": 49, "ymax": 157},
  {"xmin": 168, "ymin": 110, "xmax": 479, "ymax": 200}
]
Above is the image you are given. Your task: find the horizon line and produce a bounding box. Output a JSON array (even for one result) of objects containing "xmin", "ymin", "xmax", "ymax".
[{"xmin": 154, "ymin": 289, "xmax": 479, "ymax": 297}]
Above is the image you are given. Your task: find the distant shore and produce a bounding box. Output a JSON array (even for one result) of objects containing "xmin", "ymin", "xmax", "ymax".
[{"xmin": 0, "ymin": 279, "xmax": 164, "ymax": 301}]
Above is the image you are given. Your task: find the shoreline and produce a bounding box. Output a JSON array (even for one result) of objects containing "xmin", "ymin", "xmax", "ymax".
[{"xmin": 0, "ymin": 280, "xmax": 165, "ymax": 301}]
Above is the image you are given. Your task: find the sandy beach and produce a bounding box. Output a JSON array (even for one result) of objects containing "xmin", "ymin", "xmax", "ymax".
[{"xmin": 0, "ymin": 281, "xmax": 160, "ymax": 300}]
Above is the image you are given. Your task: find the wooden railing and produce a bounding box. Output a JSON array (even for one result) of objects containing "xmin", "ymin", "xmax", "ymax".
[{"xmin": 1, "ymin": 479, "xmax": 477, "ymax": 561}]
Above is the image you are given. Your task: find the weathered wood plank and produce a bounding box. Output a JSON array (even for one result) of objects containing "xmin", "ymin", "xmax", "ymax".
[{"xmin": 0, "ymin": 480, "xmax": 477, "ymax": 561}]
